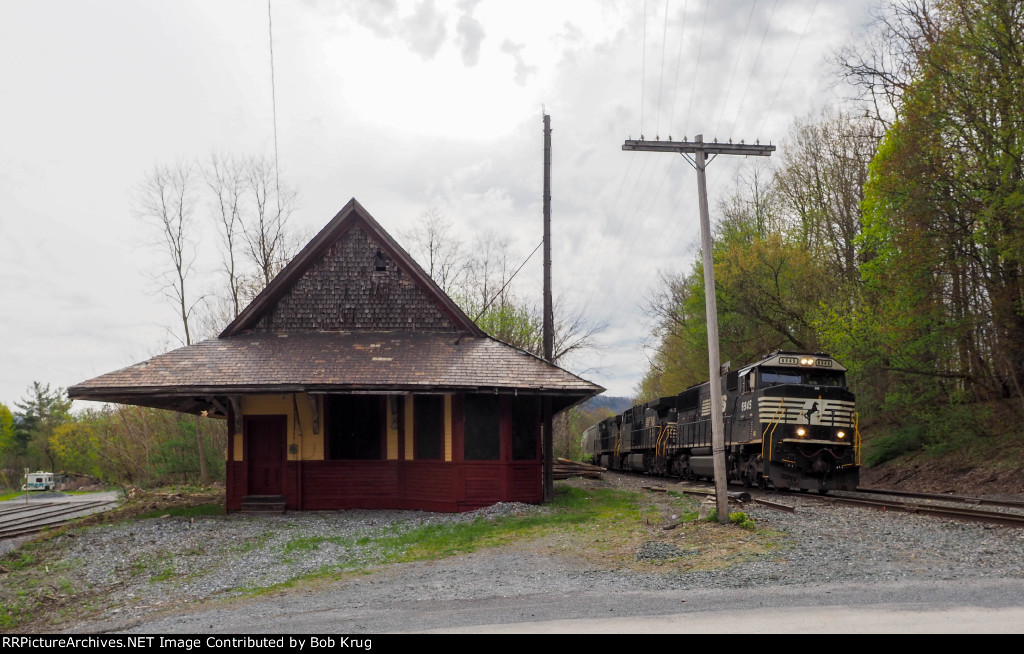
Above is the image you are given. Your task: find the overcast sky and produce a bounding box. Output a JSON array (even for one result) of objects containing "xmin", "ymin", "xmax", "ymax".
[{"xmin": 0, "ymin": 0, "xmax": 879, "ymax": 409}]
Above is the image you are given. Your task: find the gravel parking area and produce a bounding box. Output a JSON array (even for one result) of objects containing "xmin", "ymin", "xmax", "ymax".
[{"xmin": 15, "ymin": 472, "xmax": 1024, "ymax": 633}]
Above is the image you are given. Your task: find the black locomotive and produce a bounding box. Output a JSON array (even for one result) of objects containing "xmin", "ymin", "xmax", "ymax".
[{"xmin": 582, "ymin": 351, "xmax": 860, "ymax": 492}]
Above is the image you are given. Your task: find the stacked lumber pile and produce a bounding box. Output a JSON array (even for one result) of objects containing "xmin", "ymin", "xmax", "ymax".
[{"xmin": 553, "ymin": 457, "xmax": 606, "ymax": 480}]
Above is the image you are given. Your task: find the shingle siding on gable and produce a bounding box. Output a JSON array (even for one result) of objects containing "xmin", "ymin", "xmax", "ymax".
[{"xmin": 255, "ymin": 225, "xmax": 459, "ymax": 333}]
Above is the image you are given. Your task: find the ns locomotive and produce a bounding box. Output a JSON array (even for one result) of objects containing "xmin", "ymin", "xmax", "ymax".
[{"xmin": 582, "ymin": 351, "xmax": 860, "ymax": 492}]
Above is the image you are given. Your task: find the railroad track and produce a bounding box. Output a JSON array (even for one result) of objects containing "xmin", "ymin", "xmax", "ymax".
[
  {"xmin": 620, "ymin": 471, "xmax": 1024, "ymax": 528},
  {"xmin": 848, "ymin": 486, "xmax": 1024, "ymax": 510},
  {"xmin": 0, "ymin": 498, "xmax": 120, "ymax": 539},
  {"xmin": 803, "ymin": 487, "xmax": 1024, "ymax": 529}
]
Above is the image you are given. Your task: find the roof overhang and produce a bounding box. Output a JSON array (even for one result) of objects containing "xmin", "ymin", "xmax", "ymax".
[{"xmin": 69, "ymin": 331, "xmax": 604, "ymax": 416}]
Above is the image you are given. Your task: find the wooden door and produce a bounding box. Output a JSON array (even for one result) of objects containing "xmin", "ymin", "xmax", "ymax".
[{"xmin": 246, "ymin": 415, "xmax": 286, "ymax": 495}]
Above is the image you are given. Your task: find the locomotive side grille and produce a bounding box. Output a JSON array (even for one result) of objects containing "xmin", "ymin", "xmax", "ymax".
[{"xmin": 757, "ymin": 396, "xmax": 855, "ymax": 427}]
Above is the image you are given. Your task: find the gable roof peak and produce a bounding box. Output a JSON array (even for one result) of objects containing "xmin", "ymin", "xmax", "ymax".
[{"xmin": 220, "ymin": 199, "xmax": 483, "ymax": 338}]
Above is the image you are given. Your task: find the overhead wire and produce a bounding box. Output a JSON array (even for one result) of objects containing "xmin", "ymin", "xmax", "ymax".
[
  {"xmin": 640, "ymin": 0, "xmax": 648, "ymax": 136},
  {"xmin": 666, "ymin": 0, "xmax": 690, "ymax": 136},
  {"xmin": 654, "ymin": 0, "xmax": 670, "ymax": 138},
  {"xmin": 590, "ymin": 1, "xmax": 803, "ymax": 395},
  {"xmin": 682, "ymin": 1, "xmax": 709, "ymax": 139},
  {"xmin": 472, "ymin": 240, "xmax": 543, "ymax": 323},
  {"xmin": 581, "ymin": 0, "xmax": 666, "ymax": 295},
  {"xmin": 757, "ymin": 0, "xmax": 820, "ymax": 138},
  {"xmin": 727, "ymin": 0, "xmax": 780, "ymax": 136},
  {"xmin": 668, "ymin": 0, "xmax": 783, "ymax": 258},
  {"xmin": 593, "ymin": 0, "xmax": 693, "ymax": 316},
  {"xmin": 714, "ymin": 0, "xmax": 758, "ymax": 138},
  {"xmin": 267, "ymin": 0, "xmax": 281, "ymax": 210}
]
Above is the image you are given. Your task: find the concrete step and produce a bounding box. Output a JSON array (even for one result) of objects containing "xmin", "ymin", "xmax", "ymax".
[{"xmin": 240, "ymin": 495, "xmax": 286, "ymax": 514}]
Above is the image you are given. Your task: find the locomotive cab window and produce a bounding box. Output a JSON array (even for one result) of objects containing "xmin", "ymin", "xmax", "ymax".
[
  {"xmin": 740, "ymin": 371, "xmax": 756, "ymax": 393},
  {"xmin": 807, "ymin": 371, "xmax": 846, "ymax": 387},
  {"xmin": 759, "ymin": 368, "xmax": 803, "ymax": 386}
]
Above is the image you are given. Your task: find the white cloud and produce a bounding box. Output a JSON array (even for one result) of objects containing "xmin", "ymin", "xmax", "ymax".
[
  {"xmin": 0, "ymin": 0, "xmax": 877, "ymax": 405},
  {"xmin": 454, "ymin": 0, "xmax": 486, "ymax": 66},
  {"xmin": 499, "ymin": 39, "xmax": 538, "ymax": 86}
]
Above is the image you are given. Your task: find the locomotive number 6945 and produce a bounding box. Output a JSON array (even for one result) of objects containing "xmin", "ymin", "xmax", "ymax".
[{"xmin": 581, "ymin": 351, "xmax": 860, "ymax": 492}]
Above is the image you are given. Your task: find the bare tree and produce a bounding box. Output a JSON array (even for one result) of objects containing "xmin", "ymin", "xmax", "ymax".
[
  {"xmin": 832, "ymin": 0, "xmax": 943, "ymax": 126},
  {"xmin": 204, "ymin": 152, "xmax": 245, "ymax": 317},
  {"xmin": 133, "ymin": 159, "xmax": 203, "ymax": 347},
  {"xmin": 552, "ymin": 295, "xmax": 606, "ymax": 367},
  {"xmin": 402, "ymin": 207, "xmax": 468, "ymax": 294},
  {"xmin": 133, "ymin": 159, "xmax": 209, "ymax": 482},
  {"xmin": 241, "ymin": 154, "xmax": 299, "ymax": 287},
  {"xmin": 403, "ymin": 208, "xmax": 603, "ymax": 366}
]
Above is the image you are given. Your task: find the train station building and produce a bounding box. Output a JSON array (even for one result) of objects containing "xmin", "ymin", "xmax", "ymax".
[{"xmin": 69, "ymin": 199, "xmax": 602, "ymax": 512}]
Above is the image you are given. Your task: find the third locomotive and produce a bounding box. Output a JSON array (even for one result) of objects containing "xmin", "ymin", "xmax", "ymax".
[{"xmin": 582, "ymin": 351, "xmax": 860, "ymax": 492}]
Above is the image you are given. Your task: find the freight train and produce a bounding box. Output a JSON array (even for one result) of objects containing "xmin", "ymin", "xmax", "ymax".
[{"xmin": 582, "ymin": 351, "xmax": 860, "ymax": 492}]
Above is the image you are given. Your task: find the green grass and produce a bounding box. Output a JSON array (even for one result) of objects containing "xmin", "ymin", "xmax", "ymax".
[
  {"xmin": 237, "ymin": 485, "xmax": 650, "ymax": 598},
  {"xmin": 384, "ymin": 486, "xmax": 647, "ymax": 562}
]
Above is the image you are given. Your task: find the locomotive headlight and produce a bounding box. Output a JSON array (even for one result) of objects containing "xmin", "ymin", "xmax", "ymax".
[
  {"xmin": 800, "ymin": 358, "xmax": 814, "ymax": 366},
  {"xmin": 837, "ymin": 430, "xmax": 846, "ymax": 439},
  {"xmin": 796, "ymin": 427, "xmax": 807, "ymax": 437}
]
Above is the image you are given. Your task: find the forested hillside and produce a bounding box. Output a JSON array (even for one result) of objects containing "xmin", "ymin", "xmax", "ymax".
[{"xmin": 637, "ymin": 0, "xmax": 1024, "ymax": 466}]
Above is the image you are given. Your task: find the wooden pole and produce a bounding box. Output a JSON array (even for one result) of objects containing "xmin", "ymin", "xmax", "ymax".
[
  {"xmin": 693, "ymin": 135, "xmax": 729, "ymax": 524},
  {"xmin": 622, "ymin": 135, "xmax": 775, "ymax": 524},
  {"xmin": 543, "ymin": 113, "xmax": 554, "ymax": 503}
]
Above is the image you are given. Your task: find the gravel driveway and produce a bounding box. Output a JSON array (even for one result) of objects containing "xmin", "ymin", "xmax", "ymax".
[{"xmin": 25, "ymin": 474, "xmax": 1024, "ymax": 633}]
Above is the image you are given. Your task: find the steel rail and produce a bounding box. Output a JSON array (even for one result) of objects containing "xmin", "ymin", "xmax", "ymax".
[
  {"xmin": 852, "ymin": 487, "xmax": 1024, "ymax": 510},
  {"xmin": 808, "ymin": 494, "xmax": 1024, "ymax": 529},
  {"xmin": 0, "ymin": 500, "xmax": 118, "ymax": 539}
]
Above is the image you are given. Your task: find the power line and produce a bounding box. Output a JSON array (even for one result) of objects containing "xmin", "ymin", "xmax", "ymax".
[
  {"xmin": 267, "ymin": 0, "xmax": 281, "ymax": 207},
  {"xmin": 714, "ymin": 0, "xmax": 758, "ymax": 137},
  {"xmin": 640, "ymin": 0, "xmax": 648, "ymax": 136},
  {"xmin": 728, "ymin": 0, "xmax": 779, "ymax": 137},
  {"xmin": 654, "ymin": 0, "xmax": 670, "ymax": 137},
  {"xmin": 757, "ymin": 0, "xmax": 820, "ymax": 138},
  {"xmin": 682, "ymin": 1, "xmax": 709, "ymax": 138},
  {"xmin": 666, "ymin": 0, "xmax": 690, "ymax": 135},
  {"xmin": 472, "ymin": 240, "xmax": 543, "ymax": 323}
]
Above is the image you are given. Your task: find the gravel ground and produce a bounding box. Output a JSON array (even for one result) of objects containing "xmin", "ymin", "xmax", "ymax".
[{"xmin": 14, "ymin": 473, "xmax": 1024, "ymax": 633}]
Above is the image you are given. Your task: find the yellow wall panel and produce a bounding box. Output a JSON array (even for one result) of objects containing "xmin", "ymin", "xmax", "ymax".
[
  {"xmin": 444, "ymin": 394, "xmax": 452, "ymax": 462},
  {"xmin": 387, "ymin": 396, "xmax": 399, "ymax": 460},
  {"xmin": 404, "ymin": 395, "xmax": 414, "ymax": 461}
]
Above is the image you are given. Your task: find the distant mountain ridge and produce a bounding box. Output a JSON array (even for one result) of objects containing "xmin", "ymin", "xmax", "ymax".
[{"xmin": 580, "ymin": 395, "xmax": 633, "ymax": 415}]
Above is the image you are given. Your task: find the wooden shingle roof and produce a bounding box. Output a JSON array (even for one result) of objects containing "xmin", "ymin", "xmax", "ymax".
[
  {"xmin": 69, "ymin": 331, "xmax": 601, "ymax": 412},
  {"xmin": 69, "ymin": 199, "xmax": 603, "ymax": 413},
  {"xmin": 221, "ymin": 198, "xmax": 483, "ymax": 337}
]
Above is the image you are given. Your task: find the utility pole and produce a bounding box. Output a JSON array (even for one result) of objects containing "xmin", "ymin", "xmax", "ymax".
[
  {"xmin": 542, "ymin": 113, "xmax": 555, "ymax": 503},
  {"xmin": 621, "ymin": 135, "xmax": 774, "ymax": 523}
]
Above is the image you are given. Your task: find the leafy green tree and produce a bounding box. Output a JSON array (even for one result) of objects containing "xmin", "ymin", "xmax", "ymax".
[
  {"xmin": 836, "ymin": 0, "xmax": 1023, "ymax": 395},
  {"xmin": 0, "ymin": 403, "xmax": 16, "ymax": 471},
  {"xmin": 48, "ymin": 405, "xmax": 227, "ymax": 486},
  {"xmin": 13, "ymin": 382, "xmax": 72, "ymax": 471}
]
